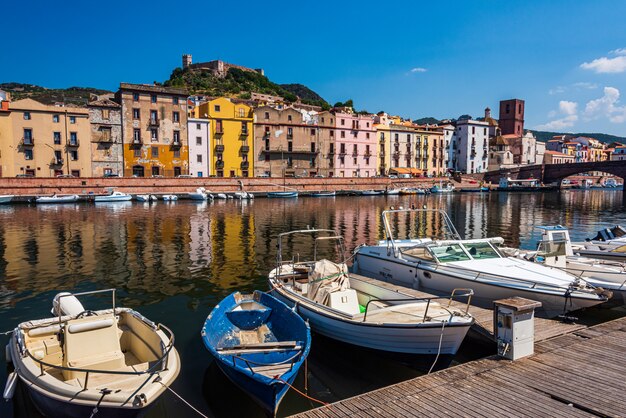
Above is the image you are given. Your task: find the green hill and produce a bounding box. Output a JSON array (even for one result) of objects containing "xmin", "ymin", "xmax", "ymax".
[
  {"xmin": 0, "ymin": 82, "xmax": 111, "ymax": 106},
  {"xmin": 528, "ymin": 130, "xmax": 626, "ymax": 144},
  {"xmin": 164, "ymin": 67, "xmax": 329, "ymax": 108}
]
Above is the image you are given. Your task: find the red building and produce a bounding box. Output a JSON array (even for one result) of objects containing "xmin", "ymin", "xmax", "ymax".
[{"xmin": 498, "ymin": 99, "xmax": 525, "ymax": 136}]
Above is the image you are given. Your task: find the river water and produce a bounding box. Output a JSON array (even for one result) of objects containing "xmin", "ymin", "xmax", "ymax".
[{"xmin": 1, "ymin": 189, "xmax": 626, "ymax": 417}]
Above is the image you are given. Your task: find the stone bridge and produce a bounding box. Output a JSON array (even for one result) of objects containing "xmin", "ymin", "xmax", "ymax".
[{"xmin": 483, "ymin": 160, "xmax": 626, "ymax": 184}]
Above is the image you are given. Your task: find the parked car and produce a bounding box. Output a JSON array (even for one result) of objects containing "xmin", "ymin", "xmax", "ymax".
[
  {"xmin": 176, "ymin": 174, "xmax": 193, "ymax": 178},
  {"xmin": 258, "ymin": 173, "xmax": 270, "ymax": 178},
  {"xmin": 388, "ymin": 174, "xmax": 398, "ymax": 179}
]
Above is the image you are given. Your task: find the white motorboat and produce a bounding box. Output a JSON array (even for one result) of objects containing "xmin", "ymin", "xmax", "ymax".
[
  {"xmin": 359, "ymin": 190, "xmax": 383, "ymax": 196},
  {"xmin": 352, "ymin": 209, "xmax": 609, "ymax": 318},
  {"xmin": 385, "ymin": 189, "xmax": 401, "ymax": 195},
  {"xmin": 234, "ymin": 191, "xmax": 254, "ymax": 199},
  {"xmin": 4, "ymin": 289, "xmax": 180, "ymax": 418},
  {"xmin": 430, "ymin": 182, "xmax": 455, "ymax": 193},
  {"xmin": 215, "ymin": 193, "xmax": 228, "ymax": 199},
  {"xmin": 399, "ymin": 187, "xmax": 426, "ymax": 195},
  {"xmin": 501, "ymin": 226, "xmax": 625, "ymax": 306},
  {"xmin": 36, "ymin": 194, "xmax": 79, "ymax": 204},
  {"xmin": 95, "ymin": 191, "xmax": 133, "ymax": 202},
  {"xmin": 188, "ymin": 187, "xmax": 212, "ymax": 200},
  {"xmin": 571, "ymin": 225, "xmax": 626, "ymax": 261},
  {"xmin": 162, "ymin": 194, "xmax": 178, "ymax": 201},
  {"xmin": 134, "ymin": 194, "xmax": 153, "ymax": 202},
  {"xmin": 0, "ymin": 195, "xmax": 15, "ymax": 204},
  {"xmin": 268, "ymin": 229, "xmax": 475, "ymax": 355}
]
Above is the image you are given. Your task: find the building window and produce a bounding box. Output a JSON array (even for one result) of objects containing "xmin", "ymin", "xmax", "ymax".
[
  {"xmin": 197, "ymin": 154, "xmax": 202, "ymax": 163},
  {"xmin": 330, "ymin": 131, "xmax": 334, "ymax": 138},
  {"xmin": 151, "ymin": 146, "xmax": 158, "ymax": 157},
  {"xmin": 321, "ymin": 117, "xmax": 325, "ymax": 123},
  {"xmin": 265, "ymin": 139, "xmax": 269, "ymax": 151},
  {"xmin": 54, "ymin": 150, "xmax": 62, "ymax": 162},
  {"xmin": 133, "ymin": 129, "xmax": 141, "ymax": 142},
  {"xmin": 353, "ymin": 158, "xmax": 357, "ymax": 164},
  {"xmin": 288, "ymin": 114, "xmax": 292, "ymax": 122},
  {"xmin": 173, "ymin": 111, "xmax": 180, "ymax": 123},
  {"xmin": 150, "ymin": 110, "xmax": 158, "ymax": 122},
  {"xmin": 53, "ymin": 132, "xmax": 61, "ymax": 145},
  {"xmin": 214, "ymin": 105, "xmax": 221, "ymax": 112},
  {"xmin": 472, "ymin": 126, "xmax": 475, "ymax": 134},
  {"xmin": 311, "ymin": 142, "xmax": 316, "ymax": 152},
  {"xmin": 340, "ymin": 119, "xmax": 345, "ymax": 125},
  {"xmin": 196, "ymin": 123, "xmax": 201, "ymax": 130},
  {"xmin": 264, "ymin": 153, "xmax": 270, "ymax": 162},
  {"xmin": 196, "ymin": 136, "xmax": 202, "ymax": 145},
  {"xmin": 133, "ymin": 108, "xmax": 140, "ymax": 119},
  {"xmin": 506, "ymin": 104, "xmax": 510, "ymax": 114},
  {"xmin": 366, "ymin": 122, "xmax": 370, "ymax": 128},
  {"xmin": 340, "ymin": 131, "xmax": 345, "ymax": 138},
  {"xmin": 24, "ymin": 149, "xmax": 33, "ymax": 160},
  {"xmin": 53, "ymin": 114, "xmax": 59, "ymax": 123},
  {"xmin": 173, "ymin": 97, "xmax": 179, "ymax": 105},
  {"xmin": 70, "ymin": 116, "xmax": 76, "ymax": 124},
  {"xmin": 238, "ymin": 108, "xmax": 245, "ymax": 118},
  {"xmin": 215, "ymin": 120, "xmax": 223, "ymax": 133},
  {"xmin": 173, "ymin": 130, "xmax": 180, "ymax": 143},
  {"xmin": 366, "ymin": 133, "xmax": 370, "ymax": 139},
  {"xmin": 70, "ymin": 132, "xmax": 78, "ymax": 145},
  {"xmin": 241, "ymin": 122, "xmax": 248, "ymax": 134},
  {"xmin": 133, "ymin": 148, "xmax": 141, "ymax": 157},
  {"xmin": 101, "ymin": 127, "xmax": 111, "ymax": 141},
  {"xmin": 288, "ymin": 142, "xmax": 293, "ymax": 152},
  {"xmin": 173, "ymin": 149, "xmax": 181, "ymax": 158},
  {"xmin": 23, "ymin": 112, "xmax": 31, "ymax": 120},
  {"xmin": 133, "ymin": 93, "xmax": 139, "ymax": 101},
  {"xmin": 151, "ymin": 95, "xmax": 157, "ymax": 103},
  {"xmin": 70, "ymin": 150, "xmax": 78, "ymax": 161},
  {"xmin": 311, "ymin": 129, "xmax": 315, "ymax": 136},
  {"xmin": 264, "ymin": 112, "xmax": 269, "ymax": 120},
  {"xmin": 287, "ymin": 128, "xmax": 293, "ymax": 139},
  {"xmin": 102, "ymin": 109, "xmax": 110, "ymax": 119},
  {"xmin": 23, "ymin": 128, "xmax": 33, "ymax": 144},
  {"xmin": 151, "ymin": 129, "xmax": 158, "ymax": 141}
]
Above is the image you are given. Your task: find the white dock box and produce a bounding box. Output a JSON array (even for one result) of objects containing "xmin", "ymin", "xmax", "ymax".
[{"xmin": 494, "ymin": 297, "xmax": 542, "ymax": 361}]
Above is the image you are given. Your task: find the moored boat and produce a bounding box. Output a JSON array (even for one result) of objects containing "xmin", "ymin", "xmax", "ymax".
[
  {"xmin": 95, "ymin": 191, "xmax": 132, "ymax": 202},
  {"xmin": 162, "ymin": 194, "xmax": 178, "ymax": 201},
  {"xmin": 399, "ymin": 187, "xmax": 426, "ymax": 195},
  {"xmin": 352, "ymin": 209, "xmax": 609, "ymax": 317},
  {"xmin": 4, "ymin": 289, "xmax": 180, "ymax": 418},
  {"xmin": 310, "ymin": 191, "xmax": 336, "ymax": 197},
  {"xmin": 36, "ymin": 194, "xmax": 79, "ymax": 204},
  {"xmin": 359, "ymin": 190, "xmax": 383, "ymax": 196},
  {"xmin": 430, "ymin": 182, "xmax": 455, "ymax": 193},
  {"xmin": 0, "ymin": 195, "xmax": 14, "ymax": 204},
  {"xmin": 201, "ymin": 290, "xmax": 310, "ymax": 416},
  {"xmin": 267, "ymin": 191, "xmax": 298, "ymax": 198},
  {"xmin": 188, "ymin": 187, "xmax": 211, "ymax": 200},
  {"xmin": 572, "ymin": 225, "xmax": 626, "ymax": 261},
  {"xmin": 385, "ymin": 188, "xmax": 401, "ymax": 195},
  {"xmin": 268, "ymin": 229, "xmax": 475, "ymax": 355},
  {"xmin": 234, "ymin": 191, "xmax": 254, "ymax": 199}
]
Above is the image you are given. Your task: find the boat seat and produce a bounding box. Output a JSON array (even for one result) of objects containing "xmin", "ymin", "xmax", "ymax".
[
  {"xmin": 62, "ymin": 315, "xmax": 125, "ymax": 381},
  {"xmin": 250, "ymin": 363, "xmax": 293, "ymax": 378}
]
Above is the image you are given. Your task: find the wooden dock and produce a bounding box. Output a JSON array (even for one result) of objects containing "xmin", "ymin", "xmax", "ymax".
[
  {"xmin": 293, "ymin": 315, "xmax": 626, "ymax": 418},
  {"xmin": 353, "ymin": 273, "xmax": 586, "ymax": 342}
]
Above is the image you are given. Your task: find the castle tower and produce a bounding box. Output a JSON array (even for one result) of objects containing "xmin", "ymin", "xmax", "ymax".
[
  {"xmin": 485, "ymin": 107, "xmax": 491, "ymax": 119},
  {"xmin": 498, "ymin": 99, "xmax": 524, "ymax": 136},
  {"xmin": 182, "ymin": 54, "xmax": 192, "ymax": 69}
]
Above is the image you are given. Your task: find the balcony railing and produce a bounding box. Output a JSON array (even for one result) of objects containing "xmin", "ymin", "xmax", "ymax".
[
  {"xmin": 352, "ymin": 152, "xmax": 359, "ymax": 157},
  {"xmin": 241, "ymin": 161, "xmax": 249, "ymax": 169},
  {"xmin": 131, "ymin": 137, "xmax": 142, "ymax": 146},
  {"xmin": 216, "ymin": 160, "xmax": 224, "ymax": 169},
  {"xmin": 21, "ymin": 137, "xmax": 35, "ymax": 146},
  {"xmin": 50, "ymin": 158, "xmax": 63, "ymax": 166},
  {"xmin": 215, "ymin": 129, "xmax": 224, "ymax": 135},
  {"xmin": 287, "ymin": 134, "xmax": 293, "ymax": 140},
  {"xmin": 148, "ymin": 118, "xmax": 160, "ymax": 127},
  {"xmin": 68, "ymin": 140, "xmax": 79, "ymax": 147},
  {"xmin": 171, "ymin": 139, "xmax": 182, "ymax": 148},
  {"xmin": 241, "ymin": 145, "xmax": 250, "ymax": 153},
  {"xmin": 215, "ymin": 144, "xmax": 224, "ymax": 152},
  {"xmin": 339, "ymin": 150, "xmax": 347, "ymax": 155},
  {"xmin": 364, "ymin": 151, "xmax": 372, "ymax": 157},
  {"xmin": 240, "ymin": 130, "xmax": 249, "ymax": 137}
]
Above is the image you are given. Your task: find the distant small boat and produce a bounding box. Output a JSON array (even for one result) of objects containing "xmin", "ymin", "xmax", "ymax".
[
  {"xmin": 35, "ymin": 194, "xmax": 79, "ymax": 204},
  {"xmin": 201, "ymin": 291, "xmax": 311, "ymax": 416},
  {"xmin": 162, "ymin": 194, "xmax": 178, "ymax": 201},
  {"xmin": 310, "ymin": 191, "xmax": 336, "ymax": 197},
  {"xmin": 135, "ymin": 194, "xmax": 152, "ymax": 202},
  {"xmin": 400, "ymin": 187, "xmax": 426, "ymax": 195},
  {"xmin": 267, "ymin": 191, "xmax": 298, "ymax": 198},
  {"xmin": 431, "ymin": 182, "xmax": 455, "ymax": 193},
  {"xmin": 359, "ymin": 190, "xmax": 383, "ymax": 196},
  {"xmin": 216, "ymin": 193, "xmax": 228, "ymax": 199},
  {"xmin": 234, "ymin": 191, "xmax": 254, "ymax": 199},
  {"xmin": 95, "ymin": 191, "xmax": 133, "ymax": 202},
  {"xmin": 386, "ymin": 189, "xmax": 401, "ymax": 195},
  {"xmin": 0, "ymin": 195, "xmax": 14, "ymax": 204},
  {"xmin": 188, "ymin": 187, "xmax": 210, "ymax": 200}
]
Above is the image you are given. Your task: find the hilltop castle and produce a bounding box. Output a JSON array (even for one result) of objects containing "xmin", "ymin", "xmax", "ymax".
[{"xmin": 182, "ymin": 54, "xmax": 264, "ymax": 78}]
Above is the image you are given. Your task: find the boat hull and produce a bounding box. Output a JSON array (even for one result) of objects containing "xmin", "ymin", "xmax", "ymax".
[
  {"xmin": 354, "ymin": 250, "xmax": 605, "ymax": 318},
  {"xmin": 36, "ymin": 196, "xmax": 79, "ymax": 204},
  {"xmin": 267, "ymin": 192, "xmax": 298, "ymax": 198},
  {"xmin": 95, "ymin": 196, "xmax": 132, "ymax": 202},
  {"xmin": 310, "ymin": 192, "xmax": 336, "ymax": 197},
  {"xmin": 0, "ymin": 195, "xmax": 13, "ymax": 204}
]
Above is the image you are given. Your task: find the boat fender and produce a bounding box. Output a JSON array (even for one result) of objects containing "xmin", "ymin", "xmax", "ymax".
[
  {"xmin": 3, "ymin": 371, "xmax": 17, "ymax": 400},
  {"xmin": 5, "ymin": 344, "xmax": 11, "ymax": 364},
  {"xmin": 28, "ymin": 324, "xmax": 61, "ymax": 338},
  {"xmin": 133, "ymin": 393, "xmax": 148, "ymax": 407},
  {"xmin": 67, "ymin": 319, "xmax": 114, "ymax": 334}
]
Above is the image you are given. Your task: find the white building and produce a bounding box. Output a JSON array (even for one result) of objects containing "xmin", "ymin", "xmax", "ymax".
[
  {"xmin": 188, "ymin": 118, "xmax": 210, "ymax": 177},
  {"xmin": 442, "ymin": 124, "xmax": 455, "ymax": 171},
  {"xmin": 450, "ymin": 119, "xmax": 490, "ymax": 174}
]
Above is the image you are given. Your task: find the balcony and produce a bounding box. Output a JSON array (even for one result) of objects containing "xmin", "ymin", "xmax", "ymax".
[
  {"xmin": 287, "ymin": 134, "xmax": 293, "ymax": 140},
  {"xmin": 68, "ymin": 140, "xmax": 79, "ymax": 147},
  {"xmin": 21, "ymin": 137, "xmax": 35, "ymax": 146},
  {"xmin": 148, "ymin": 118, "xmax": 160, "ymax": 127},
  {"xmin": 379, "ymin": 149, "xmax": 385, "ymax": 155},
  {"xmin": 215, "ymin": 160, "xmax": 224, "ymax": 169},
  {"xmin": 131, "ymin": 137, "xmax": 142, "ymax": 146},
  {"xmin": 339, "ymin": 150, "xmax": 347, "ymax": 155},
  {"xmin": 171, "ymin": 139, "xmax": 182, "ymax": 148},
  {"xmin": 241, "ymin": 145, "xmax": 250, "ymax": 153},
  {"xmin": 215, "ymin": 144, "xmax": 224, "ymax": 152},
  {"xmin": 93, "ymin": 134, "xmax": 113, "ymax": 143},
  {"xmin": 240, "ymin": 130, "xmax": 249, "ymax": 137},
  {"xmin": 214, "ymin": 129, "xmax": 224, "ymax": 136},
  {"xmin": 470, "ymin": 152, "xmax": 477, "ymax": 158},
  {"xmin": 364, "ymin": 151, "xmax": 372, "ymax": 157},
  {"xmin": 50, "ymin": 158, "xmax": 63, "ymax": 166},
  {"xmin": 241, "ymin": 161, "xmax": 250, "ymax": 169},
  {"xmin": 352, "ymin": 152, "xmax": 359, "ymax": 157}
]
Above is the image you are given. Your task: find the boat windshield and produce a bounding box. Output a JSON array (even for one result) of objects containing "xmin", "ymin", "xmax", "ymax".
[
  {"xmin": 461, "ymin": 242, "xmax": 501, "ymax": 260},
  {"xmin": 430, "ymin": 244, "xmax": 471, "ymax": 262}
]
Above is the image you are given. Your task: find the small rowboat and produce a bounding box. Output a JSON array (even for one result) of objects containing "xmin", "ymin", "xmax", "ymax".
[
  {"xmin": 267, "ymin": 191, "xmax": 298, "ymax": 198},
  {"xmin": 310, "ymin": 191, "xmax": 336, "ymax": 197},
  {"xmin": 201, "ymin": 291, "xmax": 311, "ymax": 416}
]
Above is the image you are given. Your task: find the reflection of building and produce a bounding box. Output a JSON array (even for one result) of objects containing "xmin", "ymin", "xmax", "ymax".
[
  {"xmin": 117, "ymin": 83, "xmax": 189, "ymax": 177},
  {"xmin": 189, "ymin": 205, "xmax": 212, "ymax": 268},
  {"xmin": 89, "ymin": 98, "xmax": 123, "ymax": 177},
  {"xmin": 3, "ymin": 98, "xmax": 91, "ymax": 177}
]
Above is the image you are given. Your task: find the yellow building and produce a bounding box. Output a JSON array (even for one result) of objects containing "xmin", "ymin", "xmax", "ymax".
[
  {"xmin": 196, "ymin": 98, "xmax": 253, "ymax": 177},
  {"xmin": 116, "ymin": 83, "xmax": 189, "ymax": 177},
  {"xmin": 1, "ymin": 98, "xmax": 91, "ymax": 177}
]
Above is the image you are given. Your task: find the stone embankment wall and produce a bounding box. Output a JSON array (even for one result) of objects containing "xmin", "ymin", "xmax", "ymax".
[{"xmin": 0, "ymin": 176, "xmax": 484, "ymax": 197}]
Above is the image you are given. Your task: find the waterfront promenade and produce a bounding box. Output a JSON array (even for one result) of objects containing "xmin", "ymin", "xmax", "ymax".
[{"xmin": 293, "ymin": 315, "xmax": 626, "ymax": 418}]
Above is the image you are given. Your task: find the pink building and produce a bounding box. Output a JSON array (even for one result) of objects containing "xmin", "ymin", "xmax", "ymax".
[{"xmin": 320, "ymin": 108, "xmax": 376, "ymax": 177}]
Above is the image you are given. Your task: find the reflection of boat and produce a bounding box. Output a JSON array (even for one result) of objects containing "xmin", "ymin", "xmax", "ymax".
[
  {"xmin": 501, "ymin": 226, "xmax": 624, "ymax": 305},
  {"xmin": 310, "ymin": 191, "xmax": 336, "ymax": 197},
  {"xmin": 267, "ymin": 191, "xmax": 298, "ymax": 198},
  {"xmin": 36, "ymin": 194, "xmax": 79, "ymax": 204},
  {"xmin": 359, "ymin": 190, "xmax": 383, "ymax": 196},
  {"xmin": 269, "ymin": 229, "xmax": 474, "ymax": 355},
  {"xmin": 188, "ymin": 187, "xmax": 212, "ymax": 200},
  {"xmin": 94, "ymin": 191, "xmax": 133, "ymax": 202},
  {"xmin": 353, "ymin": 209, "xmax": 609, "ymax": 318},
  {"xmin": 201, "ymin": 290, "xmax": 311, "ymax": 416},
  {"xmin": 4, "ymin": 289, "xmax": 180, "ymax": 418},
  {"xmin": 0, "ymin": 195, "xmax": 15, "ymax": 204}
]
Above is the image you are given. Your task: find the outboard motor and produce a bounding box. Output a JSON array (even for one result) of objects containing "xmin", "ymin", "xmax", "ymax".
[{"xmin": 51, "ymin": 292, "xmax": 85, "ymax": 317}]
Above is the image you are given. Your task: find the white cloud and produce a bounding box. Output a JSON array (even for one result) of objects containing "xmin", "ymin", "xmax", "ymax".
[
  {"xmin": 549, "ymin": 86, "xmax": 566, "ymax": 95},
  {"xmin": 559, "ymin": 100, "xmax": 578, "ymax": 116},
  {"xmin": 572, "ymin": 82, "xmax": 598, "ymax": 90},
  {"xmin": 583, "ymin": 87, "xmax": 626, "ymax": 123},
  {"xmin": 410, "ymin": 67, "xmax": 427, "ymax": 73},
  {"xmin": 548, "ymin": 82, "xmax": 597, "ymax": 95},
  {"xmin": 580, "ymin": 53, "xmax": 626, "ymax": 73},
  {"xmin": 609, "ymin": 48, "xmax": 626, "ymax": 56},
  {"xmin": 535, "ymin": 115, "xmax": 578, "ymax": 131}
]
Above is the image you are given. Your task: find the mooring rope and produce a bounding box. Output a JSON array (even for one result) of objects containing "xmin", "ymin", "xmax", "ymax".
[
  {"xmin": 273, "ymin": 376, "xmax": 328, "ymax": 406},
  {"xmin": 155, "ymin": 377, "xmax": 209, "ymax": 418},
  {"xmin": 427, "ymin": 320, "xmax": 447, "ymax": 375}
]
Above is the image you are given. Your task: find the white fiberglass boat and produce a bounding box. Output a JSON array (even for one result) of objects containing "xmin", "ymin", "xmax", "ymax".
[
  {"xmin": 0, "ymin": 195, "xmax": 14, "ymax": 204},
  {"xmin": 268, "ymin": 229, "xmax": 474, "ymax": 355},
  {"xmin": 430, "ymin": 182, "xmax": 455, "ymax": 193},
  {"xmin": 352, "ymin": 209, "xmax": 609, "ymax": 318},
  {"xmin": 501, "ymin": 226, "xmax": 624, "ymax": 306},
  {"xmin": 571, "ymin": 225, "xmax": 626, "ymax": 261},
  {"xmin": 359, "ymin": 190, "xmax": 383, "ymax": 196},
  {"xmin": 188, "ymin": 187, "xmax": 212, "ymax": 201},
  {"xmin": 95, "ymin": 191, "xmax": 133, "ymax": 202},
  {"xmin": 234, "ymin": 191, "xmax": 254, "ymax": 199},
  {"xmin": 36, "ymin": 194, "xmax": 79, "ymax": 204},
  {"xmin": 385, "ymin": 189, "xmax": 401, "ymax": 195},
  {"xmin": 162, "ymin": 195, "xmax": 178, "ymax": 201},
  {"xmin": 4, "ymin": 289, "xmax": 180, "ymax": 418},
  {"xmin": 134, "ymin": 195, "xmax": 154, "ymax": 202}
]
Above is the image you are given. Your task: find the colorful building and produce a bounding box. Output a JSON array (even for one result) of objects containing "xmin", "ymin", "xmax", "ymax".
[
  {"xmin": 188, "ymin": 118, "xmax": 210, "ymax": 177},
  {"xmin": 253, "ymin": 106, "xmax": 320, "ymax": 177},
  {"xmin": 0, "ymin": 91, "xmax": 13, "ymax": 177},
  {"xmin": 88, "ymin": 98, "xmax": 123, "ymax": 177},
  {"xmin": 2, "ymin": 98, "xmax": 91, "ymax": 177},
  {"xmin": 196, "ymin": 98, "xmax": 253, "ymax": 177},
  {"xmin": 117, "ymin": 83, "xmax": 189, "ymax": 177}
]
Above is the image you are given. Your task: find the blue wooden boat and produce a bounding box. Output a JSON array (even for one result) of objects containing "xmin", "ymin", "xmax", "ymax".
[
  {"xmin": 267, "ymin": 191, "xmax": 299, "ymax": 198},
  {"xmin": 201, "ymin": 291, "xmax": 311, "ymax": 416}
]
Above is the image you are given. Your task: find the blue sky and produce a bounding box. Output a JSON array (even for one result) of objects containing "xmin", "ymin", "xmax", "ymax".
[{"xmin": 3, "ymin": 0, "xmax": 626, "ymax": 136}]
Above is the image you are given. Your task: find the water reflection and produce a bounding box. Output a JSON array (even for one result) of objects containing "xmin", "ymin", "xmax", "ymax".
[{"xmin": 1, "ymin": 190, "xmax": 626, "ymax": 417}]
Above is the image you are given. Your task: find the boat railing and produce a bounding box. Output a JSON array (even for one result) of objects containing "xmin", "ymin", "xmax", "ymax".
[
  {"xmin": 23, "ymin": 322, "xmax": 176, "ymax": 390},
  {"xmin": 362, "ymin": 288, "xmax": 474, "ymax": 323},
  {"xmin": 230, "ymin": 350, "xmax": 303, "ymax": 376}
]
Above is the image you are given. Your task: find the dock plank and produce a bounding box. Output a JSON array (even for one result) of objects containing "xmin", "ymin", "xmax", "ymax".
[{"xmin": 290, "ymin": 316, "xmax": 626, "ymax": 418}]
